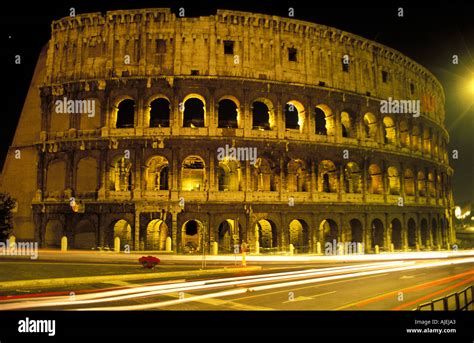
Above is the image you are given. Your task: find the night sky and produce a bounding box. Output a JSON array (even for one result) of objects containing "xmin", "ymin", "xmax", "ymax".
[{"xmin": 1, "ymin": 1, "xmax": 472, "ymax": 205}]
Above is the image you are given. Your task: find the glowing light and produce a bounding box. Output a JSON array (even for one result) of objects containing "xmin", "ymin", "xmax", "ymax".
[{"xmin": 455, "ymin": 206, "xmax": 462, "ymax": 219}]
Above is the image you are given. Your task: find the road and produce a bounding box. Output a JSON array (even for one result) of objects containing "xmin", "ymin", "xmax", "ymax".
[{"xmin": 0, "ymin": 256, "xmax": 472, "ymax": 311}]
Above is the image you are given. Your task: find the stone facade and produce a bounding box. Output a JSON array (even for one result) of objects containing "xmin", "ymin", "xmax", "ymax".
[{"xmin": 0, "ymin": 8, "xmax": 455, "ymax": 254}]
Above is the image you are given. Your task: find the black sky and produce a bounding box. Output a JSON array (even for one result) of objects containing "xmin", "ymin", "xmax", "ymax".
[{"xmin": 1, "ymin": 1, "xmax": 472, "ymax": 205}]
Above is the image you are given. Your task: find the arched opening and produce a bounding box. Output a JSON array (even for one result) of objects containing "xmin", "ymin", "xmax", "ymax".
[
  {"xmin": 350, "ymin": 218, "xmax": 363, "ymax": 244},
  {"xmin": 319, "ymin": 160, "xmax": 338, "ymax": 193},
  {"xmin": 287, "ymin": 159, "xmax": 308, "ymax": 192},
  {"xmin": 288, "ymin": 219, "xmax": 309, "ymax": 253},
  {"xmin": 371, "ymin": 218, "xmax": 384, "ymax": 250},
  {"xmin": 109, "ymin": 157, "xmax": 132, "ymax": 191},
  {"xmin": 422, "ymin": 127, "xmax": 431, "ymax": 154},
  {"xmin": 363, "ymin": 112, "xmax": 378, "ymax": 140},
  {"xmin": 145, "ymin": 156, "xmax": 169, "ymax": 191},
  {"xmin": 217, "ymin": 160, "xmax": 241, "ymax": 191},
  {"xmin": 412, "ymin": 125, "xmax": 421, "ymax": 151},
  {"xmin": 116, "ymin": 99, "xmax": 135, "ymax": 128},
  {"xmin": 252, "ymin": 99, "xmax": 274, "ymax": 130},
  {"xmin": 417, "ymin": 171, "xmax": 426, "ymax": 196},
  {"xmin": 146, "ymin": 219, "xmax": 168, "ymax": 250},
  {"xmin": 391, "ymin": 218, "xmax": 402, "ymax": 250},
  {"xmin": 46, "ymin": 159, "xmax": 66, "ymax": 196},
  {"xmin": 217, "ymin": 219, "xmax": 241, "ymax": 253},
  {"xmin": 404, "ymin": 169, "xmax": 415, "ymax": 196},
  {"xmin": 383, "ymin": 116, "xmax": 396, "ymax": 145},
  {"xmin": 253, "ymin": 158, "xmax": 276, "ymax": 191},
  {"xmin": 45, "ymin": 219, "xmax": 63, "ymax": 248},
  {"xmin": 315, "ymin": 105, "xmax": 333, "ymax": 135},
  {"xmin": 285, "ymin": 101, "xmax": 305, "ymax": 131},
  {"xmin": 341, "ymin": 111, "xmax": 356, "ymax": 138},
  {"xmin": 218, "ymin": 98, "xmax": 239, "ymax": 128},
  {"xmin": 387, "ymin": 166, "xmax": 400, "ymax": 195},
  {"xmin": 112, "ymin": 219, "xmax": 133, "ymax": 249},
  {"xmin": 441, "ymin": 218, "xmax": 447, "ymax": 246},
  {"xmin": 399, "ymin": 120, "xmax": 410, "ymax": 147},
  {"xmin": 368, "ymin": 164, "xmax": 383, "ymax": 194},
  {"xmin": 149, "ymin": 98, "xmax": 170, "ymax": 128},
  {"xmin": 431, "ymin": 218, "xmax": 439, "ymax": 246},
  {"xmin": 407, "ymin": 218, "xmax": 417, "ymax": 249},
  {"xmin": 420, "ymin": 218, "xmax": 429, "ymax": 248},
  {"xmin": 320, "ymin": 219, "xmax": 338, "ymax": 244},
  {"xmin": 255, "ymin": 219, "xmax": 278, "ymax": 252},
  {"xmin": 181, "ymin": 156, "xmax": 206, "ymax": 191},
  {"xmin": 76, "ymin": 157, "xmax": 98, "ymax": 195},
  {"xmin": 181, "ymin": 219, "xmax": 203, "ymax": 253},
  {"xmin": 344, "ymin": 162, "xmax": 362, "ymax": 193},
  {"xmin": 74, "ymin": 219, "xmax": 96, "ymax": 249},
  {"xmin": 183, "ymin": 97, "xmax": 205, "ymax": 127},
  {"xmin": 428, "ymin": 172, "xmax": 436, "ymax": 197}
]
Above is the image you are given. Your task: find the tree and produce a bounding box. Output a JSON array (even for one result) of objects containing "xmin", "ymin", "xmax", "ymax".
[{"xmin": 0, "ymin": 192, "xmax": 15, "ymax": 242}]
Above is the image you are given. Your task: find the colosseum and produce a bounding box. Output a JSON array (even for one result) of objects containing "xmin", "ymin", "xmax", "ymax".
[{"xmin": 1, "ymin": 8, "xmax": 455, "ymax": 254}]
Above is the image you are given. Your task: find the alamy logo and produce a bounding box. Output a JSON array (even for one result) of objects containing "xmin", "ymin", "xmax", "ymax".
[
  {"xmin": 55, "ymin": 97, "xmax": 96, "ymax": 117},
  {"xmin": 0, "ymin": 240, "xmax": 38, "ymax": 260},
  {"xmin": 18, "ymin": 317, "xmax": 55, "ymax": 336},
  {"xmin": 325, "ymin": 239, "xmax": 364, "ymax": 255},
  {"xmin": 380, "ymin": 97, "xmax": 420, "ymax": 117},
  {"xmin": 216, "ymin": 144, "xmax": 257, "ymax": 165}
]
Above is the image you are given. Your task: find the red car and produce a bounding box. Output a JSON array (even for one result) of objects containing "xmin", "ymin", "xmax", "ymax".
[{"xmin": 138, "ymin": 256, "xmax": 161, "ymax": 269}]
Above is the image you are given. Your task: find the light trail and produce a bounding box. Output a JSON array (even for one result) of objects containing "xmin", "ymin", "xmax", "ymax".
[
  {"xmin": 75, "ymin": 258, "xmax": 474, "ymax": 311},
  {"xmin": 0, "ymin": 261, "xmax": 409, "ymax": 310},
  {"xmin": 1, "ymin": 258, "xmax": 473, "ymax": 311}
]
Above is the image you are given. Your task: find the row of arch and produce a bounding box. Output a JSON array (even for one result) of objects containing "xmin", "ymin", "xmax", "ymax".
[
  {"xmin": 50, "ymin": 94, "xmax": 446, "ymax": 161},
  {"xmin": 103, "ymin": 95, "xmax": 447, "ymax": 158},
  {"xmin": 44, "ymin": 154, "xmax": 450, "ymax": 199},
  {"xmin": 43, "ymin": 215, "xmax": 450, "ymax": 253}
]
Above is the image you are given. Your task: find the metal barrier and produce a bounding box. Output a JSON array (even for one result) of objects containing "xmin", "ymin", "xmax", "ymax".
[{"xmin": 416, "ymin": 285, "xmax": 473, "ymax": 311}]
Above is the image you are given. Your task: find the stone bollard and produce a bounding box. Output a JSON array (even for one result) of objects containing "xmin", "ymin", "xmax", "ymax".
[
  {"xmin": 416, "ymin": 243, "xmax": 420, "ymax": 252},
  {"xmin": 437, "ymin": 244, "xmax": 441, "ymax": 251},
  {"xmin": 255, "ymin": 241, "xmax": 260, "ymax": 254},
  {"xmin": 317, "ymin": 241, "xmax": 322, "ymax": 255},
  {"xmin": 165, "ymin": 237, "xmax": 172, "ymax": 252},
  {"xmin": 61, "ymin": 236, "xmax": 68, "ymax": 252},
  {"xmin": 357, "ymin": 242, "xmax": 363, "ymax": 254},
  {"xmin": 375, "ymin": 245, "xmax": 380, "ymax": 254},
  {"xmin": 289, "ymin": 244, "xmax": 294, "ymax": 256},
  {"xmin": 390, "ymin": 243, "xmax": 394, "ymax": 252},
  {"xmin": 114, "ymin": 237, "xmax": 121, "ymax": 252},
  {"xmin": 211, "ymin": 241, "xmax": 218, "ymax": 255},
  {"xmin": 8, "ymin": 235, "xmax": 16, "ymax": 248},
  {"xmin": 337, "ymin": 243, "xmax": 344, "ymax": 255}
]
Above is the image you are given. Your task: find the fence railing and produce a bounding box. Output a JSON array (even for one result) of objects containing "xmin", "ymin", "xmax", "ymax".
[{"xmin": 416, "ymin": 285, "xmax": 473, "ymax": 311}]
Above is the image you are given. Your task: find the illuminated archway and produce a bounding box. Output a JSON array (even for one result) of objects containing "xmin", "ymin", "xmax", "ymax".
[
  {"xmin": 320, "ymin": 219, "xmax": 338, "ymax": 244},
  {"xmin": 182, "ymin": 94, "xmax": 206, "ymax": 127},
  {"xmin": 288, "ymin": 219, "xmax": 309, "ymax": 253},
  {"xmin": 181, "ymin": 219, "xmax": 203, "ymax": 253},
  {"xmin": 146, "ymin": 219, "xmax": 168, "ymax": 250},
  {"xmin": 145, "ymin": 156, "xmax": 169, "ymax": 191},
  {"xmin": 252, "ymin": 98, "xmax": 275, "ymax": 130},
  {"xmin": 363, "ymin": 112, "xmax": 378, "ymax": 139},
  {"xmin": 181, "ymin": 156, "xmax": 206, "ymax": 191},
  {"xmin": 255, "ymin": 219, "xmax": 278, "ymax": 252},
  {"xmin": 285, "ymin": 100, "xmax": 305, "ymax": 132}
]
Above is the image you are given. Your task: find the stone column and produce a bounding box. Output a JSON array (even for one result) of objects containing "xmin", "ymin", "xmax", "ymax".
[{"xmin": 134, "ymin": 207, "xmax": 141, "ymax": 251}]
